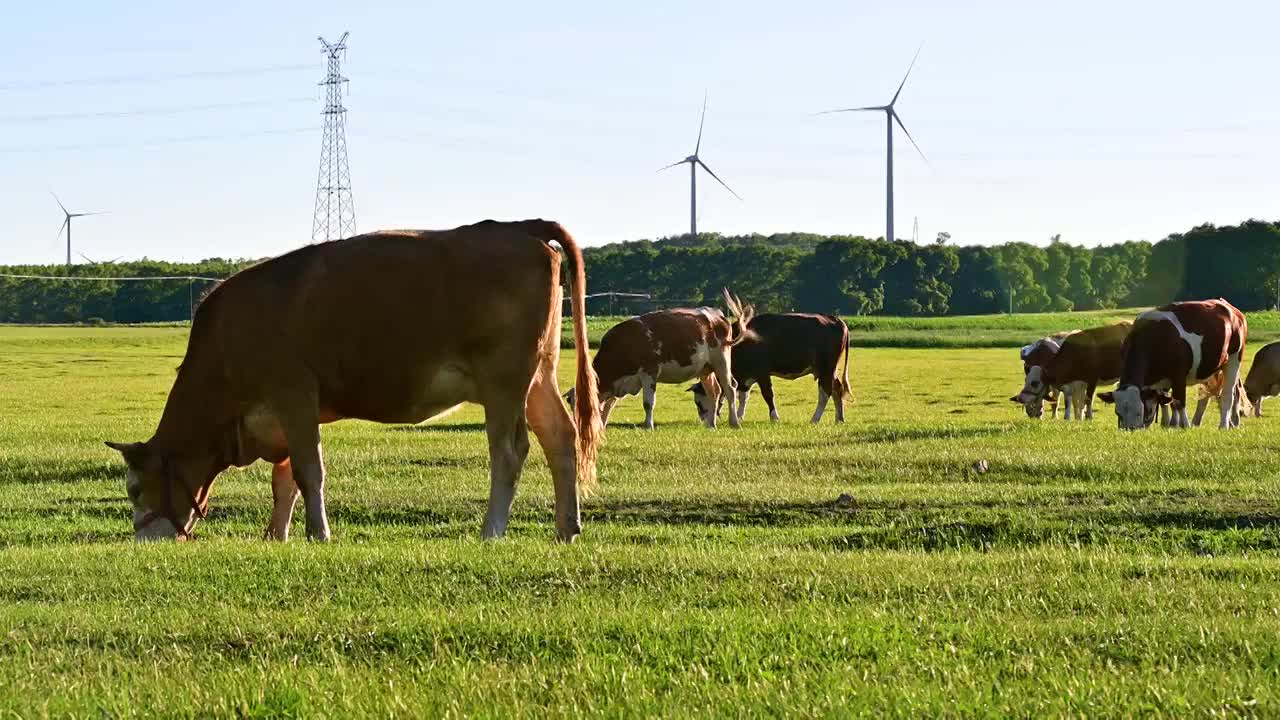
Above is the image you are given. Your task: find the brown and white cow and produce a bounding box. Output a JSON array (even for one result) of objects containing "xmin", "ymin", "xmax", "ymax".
[
  {"xmin": 1010, "ymin": 322, "xmax": 1132, "ymax": 420},
  {"xmin": 1097, "ymin": 299, "xmax": 1247, "ymax": 430},
  {"xmin": 106, "ymin": 219, "xmax": 602, "ymax": 543},
  {"xmin": 1018, "ymin": 330, "xmax": 1078, "ymax": 419},
  {"xmin": 1243, "ymin": 341, "xmax": 1280, "ymax": 417},
  {"xmin": 568, "ymin": 290, "xmax": 754, "ymax": 429},
  {"xmin": 688, "ymin": 312, "xmax": 851, "ymax": 424}
]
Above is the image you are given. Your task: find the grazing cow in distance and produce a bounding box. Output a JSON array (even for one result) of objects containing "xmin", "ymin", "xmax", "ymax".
[
  {"xmin": 106, "ymin": 219, "xmax": 601, "ymax": 543},
  {"xmin": 1098, "ymin": 299, "xmax": 1247, "ymax": 430},
  {"xmin": 1018, "ymin": 330, "xmax": 1078, "ymax": 419},
  {"xmin": 688, "ymin": 312, "xmax": 851, "ymax": 425},
  {"xmin": 1243, "ymin": 341, "xmax": 1280, "ymax": 417},
  {"xmin": 1010, "ymin": 322, "xmax": 1132, "ymax": 420},
  {"xmin": 567, "ymin": 290, "xmax": 754, "ymax": 429}
]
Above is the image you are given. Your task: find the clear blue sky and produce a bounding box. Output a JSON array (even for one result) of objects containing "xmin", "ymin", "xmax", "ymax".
[{"xmin": 2, "ymin": 0, "xmax": 1276, "ymax": 264}]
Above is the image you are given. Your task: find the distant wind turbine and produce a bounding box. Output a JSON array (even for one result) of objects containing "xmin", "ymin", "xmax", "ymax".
[
  {"xmin": 78, "ymin": 252, "xmax": 123, "ymax": 265},
  {"xmin": 820, "ymin": 45, "xmax": 927, "ymax": 243},
  {"xmin": 52, "ymin": 192, "xmax": 107, "ymax": 266},
  {"xmin": 658, "ymin": 93, "xmax": 741, "ymax": 239}
]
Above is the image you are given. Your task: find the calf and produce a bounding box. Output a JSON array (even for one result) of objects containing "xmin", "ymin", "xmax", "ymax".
[
  {"xmin": 688, "ymin": 313, "xmax": 850, "ymax": 424},
  {"xmin": 1018, "ymin": 330, "xmax": 1078, "ymax": 419},
  {"xmin": 1097, "ymin": 299, "xmax": 1247, "ymax": 430},
  {"xmin": 1243, "ymin": 341, "xmax": 1280, "ymax": 417},
  {"xmin": 1010, "ymin": 322, "xmax": 1132, "ymax": 420},
  {"xmin": 568, "ymin": 290, "xmax": 754, "ymax": 429}
]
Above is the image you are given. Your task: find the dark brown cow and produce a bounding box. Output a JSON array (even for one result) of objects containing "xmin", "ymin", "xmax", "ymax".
[
  {"xmin": 568, "ymin": 291, "xmax": 753, "ymax": 429},
  {"xmin": 688, "ymin": 313, "xmax": 850, "ymax": 424},
  {"xmin": 106, "ymin": 219, "xmax": 602, "ymax": 543},
  {"xmin": 1243, "ymin": 341, "xmax": 1280, "ymax": 417},
  {"xmin": 1098, "ymin": 299, "xmax": 1248, "ymax": 430},
  {"xmin": 1010, "ymin": 322, "xmax": 1132, "ymax": 420}
]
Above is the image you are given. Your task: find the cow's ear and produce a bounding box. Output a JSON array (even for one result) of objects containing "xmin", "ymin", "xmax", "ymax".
[
  {"xmin": 1097, "ymin": 392, "xmax": 1116, "ymax": 404},
  {"xmin": 105, "ymin": 440, "xmax": 149, "ymax": 468},
  {"xmin": 686, "ymin": 383, "xmax": 701, "ymax": 393},
  {"xmin": 1151, "ymin": 391, "xmax": 1175, "ymax": 405},
  {"xmin": 1008, "ymin": 395, "xmax": 1023, "ymax": 403}
]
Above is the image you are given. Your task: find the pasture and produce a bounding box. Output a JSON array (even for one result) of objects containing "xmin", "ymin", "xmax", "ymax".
[{"xmin": 2, "ymin": 323, "xmax": 1280, "ymax": 716}]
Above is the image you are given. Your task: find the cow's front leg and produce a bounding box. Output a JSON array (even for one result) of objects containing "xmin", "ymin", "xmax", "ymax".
[
  {"xmin": 641, "ymin": 377, "xmax": 657, "ymax": 430},
  {"xmin": 1191, "ymin": 397, "xmax": 1210, "ymax": 427},
  {"xmin": 711, "ymin": 357, "xmax": 740, "ymax": 429},
  {"xmin": 264, "ymin": 459, "xmax": 300, "ymax": 541},
  {"xmin": 736, "ymin": 383, "xmax": 751, "ymax": 423},
  {"xmin": 276, "ymin": 393, "xmax": 330, "ymax": 542},
  {"xmin": 1172, "ymin": 381, "xmax": 1191, "ymax": 429}
]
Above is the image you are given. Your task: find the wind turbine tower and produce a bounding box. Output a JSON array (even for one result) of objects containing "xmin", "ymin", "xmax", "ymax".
[
  {"xmin": 821, "ymin": 46, "xmax": 927, "ymax": 243},
  {"xmin": 52, "ymin": 193, "xmax": 106, "ymax": 266},
  {"xmin": 659, "ymin": 94, "xmax": 741, "ymax": 239}
]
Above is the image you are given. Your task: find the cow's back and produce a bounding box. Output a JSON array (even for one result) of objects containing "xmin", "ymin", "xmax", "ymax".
[
  {"xmin": 1051, "ymin": 322, "xmax": 1132, "ymax": 383},
  {"xmin": 738, "ymin": 313, "xmax": 845, "ymax": 379},
  {"xmin": 196, "ymin": 222, "xmax": 558, "ymax": 419}
]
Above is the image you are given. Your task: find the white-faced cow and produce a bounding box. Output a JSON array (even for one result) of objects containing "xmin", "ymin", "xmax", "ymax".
[
  {"xmin": 106, "ymin": 219, "xmax": 602, "ymax": 543},
  {"xmin": 1243, "ymin": 341, "xmax": 1280, "ymax": 417},
  {"xmin": 1098, "ymin": 299, "xmax": 1247, "ymax": 430},
  {"xmin": 568, "ymin": 290, "xmax": 754, "ymax": 429},
  {"xmin": 1018, "ymin": 330, "xmax": 1078, "ymax": 419},
  {"xmin": 688, "ymin": 313, "xmax": 850, "ymax": 424},
  {"xmin": 1010, "ymin": 322, "xmax": 1132, "ymax": 421}
]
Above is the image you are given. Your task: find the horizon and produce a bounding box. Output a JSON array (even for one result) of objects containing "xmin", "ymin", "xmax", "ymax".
[{"xmin": 3, "ymin": 1, "xmax": 1277, "ymax": 264}]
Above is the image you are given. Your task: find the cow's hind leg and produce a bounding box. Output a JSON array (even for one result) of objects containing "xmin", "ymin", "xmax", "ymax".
[
  {"xmin": 811, "ymin": 386, "xmax": 831, "ymax": 424},
  {"xmin": 711, "ymin": 351, "xmax": 740, "ymax": 429},
  {"xmin": 527, "ymin": 369, "xmax": 582, "ymax": 542},
  {"xmin": 481, "ymin": 401, "xmax": 530, "ymax": 540},
  {"xmin": 264, "ymin": 459, "xmax": 300, "ymax": 541},
  {"xmin": 1220, "ymin": 354, "xmax": 1243, "ymax": 430},
  {"xmin": 736, "ymin": 382, "xmax": 752, "ymax": 423}
]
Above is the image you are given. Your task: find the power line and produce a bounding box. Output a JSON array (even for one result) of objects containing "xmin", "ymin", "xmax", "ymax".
[
  {"xmin": 0, "ymin": 126, "xmax": 317, "ymax": 154},
  {"xmin": 0, "ymin": 97, "xmax": 314, "ymax": 124},
  {"xmin": 0, "ymin": 64, "xmax": 314, "ymax": 93}
]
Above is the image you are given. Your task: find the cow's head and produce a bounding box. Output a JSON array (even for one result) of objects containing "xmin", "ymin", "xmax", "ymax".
[
  {"xmin": 1097, "ymin": 386, "xmax": 1171, "ymax": 430},
  {"xmin": 687, "ymin": 381, "xmax": 724, "ymax": 424},
  {"xmin": 1010, "ymin": 366, "xmax": 1051, "ymax": 416},
  {"xmin": 106, "ymin": 440, "xmax": 214, "ymax": 541}
]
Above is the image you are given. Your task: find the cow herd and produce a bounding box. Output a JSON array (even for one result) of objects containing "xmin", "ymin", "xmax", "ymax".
[
  {"xmin": 1012, "ymin": 298, "xmax": 1280, "ymax": 430},
  {"xmin": 96, "ymin": 221, "xmax": 1280, "ymax": 543}
]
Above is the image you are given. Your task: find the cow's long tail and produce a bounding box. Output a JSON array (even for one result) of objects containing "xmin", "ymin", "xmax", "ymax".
[
  {"xmin": 837, "ymin": 318, "xmax": 852, "ymax": 403},
  {"xmin": 536, "ymin": 220, "xmax": 601, "ymax": 494}
]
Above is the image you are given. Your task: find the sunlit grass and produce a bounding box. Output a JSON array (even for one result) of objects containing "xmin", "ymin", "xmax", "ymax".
[{"xmin": 2, "ymin": 325, "xmax": 1280, "ymax": 716}]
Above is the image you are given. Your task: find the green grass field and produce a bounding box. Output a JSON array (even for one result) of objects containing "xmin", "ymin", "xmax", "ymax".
[{"xmin": 3, "ymin": 322, "xmax": 1280, "ymax": 717}]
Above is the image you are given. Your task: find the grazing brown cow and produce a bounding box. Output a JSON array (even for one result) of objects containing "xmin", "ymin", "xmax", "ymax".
[
  {"xmin": 106, "ymin": 219, "xmax": 602, "ymax": 543},
  {"xmin": 688, "ymin": 312, "xmax": 850, "ymax": 424},
  {"xmin": 1010, "ymin": 322, "xmax": 1132, "ymax": 420},
  {"xmin": 1097, "ymin": 299, "xmax": 1248, "ymax": 430},
  {"xmin": 1018, "ymin": 330, "xmax": 1078, "ymax": 419},
  {"xmin": 1243, "ymin": 341, "xmax": 1280, "ymax": 417},
  {"xmin": 568, "ymin": 291, "xmax": 754, "ymax": 429}
]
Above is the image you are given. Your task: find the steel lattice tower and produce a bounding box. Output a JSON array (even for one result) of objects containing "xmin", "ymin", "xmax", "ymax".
[{"xmin": 312, "ymin": 32, "xmax": 356, "ymax": 242}]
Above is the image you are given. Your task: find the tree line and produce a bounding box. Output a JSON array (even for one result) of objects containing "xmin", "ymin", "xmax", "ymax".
[{"xmin": 0, "ymin": 220, "xmax": 1277, "ymax": 323}]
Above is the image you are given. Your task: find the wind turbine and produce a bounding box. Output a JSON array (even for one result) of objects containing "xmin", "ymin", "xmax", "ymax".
[
  {"xmin": 659, "ymin": 94, "xmax": 741, "ymax": 239},
  {"xmin": 52, "ymin": 192, "xmax": 107, "ymax": 266},
  {"xmin": 820, "ymin": 46, "xmax": 927, "ymax": 243}
]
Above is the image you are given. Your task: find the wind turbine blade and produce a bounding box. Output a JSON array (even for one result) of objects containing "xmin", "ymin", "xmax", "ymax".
[
  {"xmin": 50, "ymin": 191, "xmax": 68, "ymax": 215},
  {"xmin": 816, "ymin": 106, "xmax": 886, "ymax": 115},
  {"xmin": 657, "ymin": 159, "xmax": 688, "ymax": 172},
  {"xmin": 78, "ymin": 252, "xmax": 97, "ymax": 264},
  {"xmin": 890, "ymin": 44, "xmax": 923, "ymax": 106},
  {"xmin": 71, "ymin": 211, "xmax": 108, "ymax": 217},
  {"xmin": 695, "ymin": 91, "xmax": 708, "ymax": 155},
  {"xmin": 56, "ymin": 217, "xmax": 68, "ymax": 243},
  {"xmin": 892, "ymin": 110, "xmax": 928, "ymax": 165},
  {"xmin": 696, "ymin": 159, "xmax": 742, "ymax": 201}
]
